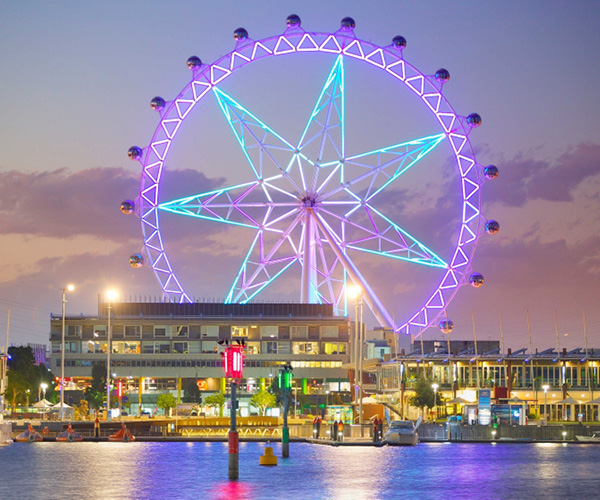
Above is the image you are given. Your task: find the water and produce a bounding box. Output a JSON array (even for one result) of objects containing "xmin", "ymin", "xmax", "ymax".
[{"xmin": 1, "ymin": 441, "xmax": 599, "ymax": 500}]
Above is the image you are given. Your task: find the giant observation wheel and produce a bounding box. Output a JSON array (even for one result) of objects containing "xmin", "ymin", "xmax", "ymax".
[{"xmin": 122, "ymin": 15, "xmax": 500, "ymax": 336}]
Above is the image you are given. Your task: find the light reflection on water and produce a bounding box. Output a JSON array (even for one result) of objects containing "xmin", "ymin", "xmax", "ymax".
[{"xmin": 1, "ymin": 441, "xmax": 599, "ymax": 500}]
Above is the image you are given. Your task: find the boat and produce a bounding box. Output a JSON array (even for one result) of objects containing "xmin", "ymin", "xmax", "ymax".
[
  {"xmin": 575, "ymin": 433, "xmax": 600, "ymax": 442},
  {"xmin": 498, "ymin": 437, "xmax": 533, "ymax": 443},
  {"xmin": 15, "ymin": 423, "xmax": 43, "ymax": 442},
  {"xmin": 384, "ymin": 420, "xmax": 419, "ymax": 446},
  {"xmin": 109, "ymin": 423, "xmax": 135, "ymax": 442},
  {"xmin": 56, "ymin": 424, "xmax": 83, "ymax": 442}
]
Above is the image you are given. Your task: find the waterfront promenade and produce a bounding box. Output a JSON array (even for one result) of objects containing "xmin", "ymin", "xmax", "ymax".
[{"xmin": 8, "ymin": 419, "xmax": 600, "ymax": 444}]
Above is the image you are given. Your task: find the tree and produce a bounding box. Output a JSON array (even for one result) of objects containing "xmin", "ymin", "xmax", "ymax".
[
  {"xmin": 183, "ymin": 380, "xmax": 202, "ymax": 404},
  {"xmin": 5, "ymin": 346, "xmax": 54, "ymax": 409},
  {"xmin": 204, "ymin": 392, "xmax": 226, "ymax": 417},
  {"xmin": 157, "ymin": 393, "xmax": 177, "ymax": 416},
  {"xmin": 85, "ymin": 362, "xmax": 106, "ymax": 410},
  {"xmin": 6, "ymin": 369, "xmax": 28, "ymax": 410},
  {"xmin": 250, "ymin": 389, "xmax": 277, "ymax": 416},
  {"xmin": 75, "ymin": 399, "xmax": 89, "ymax": 421},
  {"xmin": 408, "ymin": 378, "xmax": 445, "ymax": 419}
]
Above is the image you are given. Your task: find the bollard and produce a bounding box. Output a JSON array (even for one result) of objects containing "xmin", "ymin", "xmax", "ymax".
[{"xmin": 259, "ymin": 445, "xmax": 278, "ymax": 466}]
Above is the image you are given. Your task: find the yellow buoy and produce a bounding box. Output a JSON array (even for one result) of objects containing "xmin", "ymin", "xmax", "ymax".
[{"xmin": 259, "ymin": 445, "xmax": 278, "ymax": 466}]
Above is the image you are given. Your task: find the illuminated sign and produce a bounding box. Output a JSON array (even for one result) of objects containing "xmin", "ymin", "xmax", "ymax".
[{"xmin": 478, "ymin": 389, "xmax": 491, "ymax": 425}]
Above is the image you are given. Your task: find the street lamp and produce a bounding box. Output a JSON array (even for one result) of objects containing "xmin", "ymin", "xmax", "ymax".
[
  {"xmin": 348, "ymin": 284, "xmax": 364, "ymax": 431},
  {"xmin": 25, "ymin": 389, "xmax": 31, "ymax": 409},
  {"xmin": 60, "ymin": 284, "xmax": 75, "ymax": 420},
  {"xmin": 105, "ymin": 289, "xmax": 118, "ymax": 421},
  {"xmin": 40, "ymin": 382, "xmax": 48, "ymax": 401},
  {"xmin": 542, "ymin": 384, "xmax": 550, "ymax": 423},
  {"xmin": 432, "ymin": 383, "xmax": 439, "ymax": 420}
]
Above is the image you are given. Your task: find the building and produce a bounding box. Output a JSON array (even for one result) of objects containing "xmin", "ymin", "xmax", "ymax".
[
  {"xmin": 373, "ymin": 340, "xmax": 600, "ymax": 422},
  {"xmin": 50, "ymin": 300, "xmax": 351, "ymax": 415}
]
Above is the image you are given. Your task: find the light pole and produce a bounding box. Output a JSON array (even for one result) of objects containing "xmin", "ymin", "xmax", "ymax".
[
  {"xmin": 60, "ymin": 284, "xmax": 75, "ymax": 420},
  {"xmin": 105, "ymin": 290, "xmax": 118, "ymax": 421},
  {"xmin": 40, "ymin": 383, "xmax": 48, "ymax": 420},
  {"xmin": 432, "ymin": 383, "xmax": 439, "ymax": 421},
  {"xmin": 25, "ymin": 389, "xmax": 30, "ymax": 409},
  {"xmin": 543, "ymin": 384, "xmax": 549, "ymax": 423},
  {"xmin": 348, "ymin": 285, "xmax": 364, "ymax": 432}
]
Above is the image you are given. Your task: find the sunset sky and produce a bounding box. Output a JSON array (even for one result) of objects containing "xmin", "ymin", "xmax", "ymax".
[{"xmin": 1, "ymin": 1, "xmax": 599, "ymax": 352}]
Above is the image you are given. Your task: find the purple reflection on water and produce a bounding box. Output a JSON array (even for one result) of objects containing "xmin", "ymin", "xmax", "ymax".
[{"xmin": 1, "ymin": 441, "xmax": 599, "ymax": 500}]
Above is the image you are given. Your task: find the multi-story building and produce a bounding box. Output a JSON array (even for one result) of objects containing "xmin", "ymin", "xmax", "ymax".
[
  {"xmin": 50, "ymin": 300, "xmax": 351, "ymax": 415},
  {"xmin": 374, "ymin": 340, "xmax": 600, "ymax": 422}
]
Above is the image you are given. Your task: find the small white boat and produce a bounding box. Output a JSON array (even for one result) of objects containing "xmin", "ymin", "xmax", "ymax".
[
  {"xmin": 575, "ymin": 433, "xmax": 600, "ymax": 442},
  {"xmin": 384, "ymin": 420, "xmax": 419, "ymax": 446}
]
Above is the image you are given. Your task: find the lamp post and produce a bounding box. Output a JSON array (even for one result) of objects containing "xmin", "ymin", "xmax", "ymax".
[
  {"xmin": 542, "ymin": 384, "xmax": 549, "ymax": 423},
  {"xmin": 348, "ymin": 285, "xmax": 364, "ymax": 433},
  {"xmin": 105, "ymin": 290, "xmax": 118, "ymax": 421},
  {"xmin": 25, "ymin": 389, "xmax": 30, "ymax": 409},
  {"xmin": 40, "ymin": 382, "xmax": 48, "ymax": 401},
  {"xmin": 432, "ymin": 383, "xmax": 439, "ymax": 421},
  {"xmin": 219, "ymin": 340, "xmax": 245, "ymax": 479},
  {"xmin": 60, "ymin": 284, "xmax": 75, "ymax": 420}
]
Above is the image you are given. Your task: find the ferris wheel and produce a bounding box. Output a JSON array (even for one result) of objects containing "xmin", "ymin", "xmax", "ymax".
[{"xmin": 121, "ymin": 15, "xmax": 500, "ymax": 337}]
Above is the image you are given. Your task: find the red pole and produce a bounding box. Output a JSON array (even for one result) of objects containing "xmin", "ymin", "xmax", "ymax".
[{"xmin": 228, "ymin": 381, "xmax": 239, "ymax": 479}]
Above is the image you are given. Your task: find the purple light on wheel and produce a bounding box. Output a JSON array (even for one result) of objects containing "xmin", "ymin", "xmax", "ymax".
[{"xmin": 126, "ymin": 16, "xmax": 497, "ymax": 334}]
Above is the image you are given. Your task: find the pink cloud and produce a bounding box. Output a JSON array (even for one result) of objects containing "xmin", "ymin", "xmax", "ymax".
[{"xmin": 0, "ymin": 167, "xmax": 224, "ymax": 242}]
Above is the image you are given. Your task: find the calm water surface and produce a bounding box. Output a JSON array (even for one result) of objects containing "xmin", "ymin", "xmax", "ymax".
[{"xmin": 1, "ymin": 441, "xmax": 599, "ymax": 500}]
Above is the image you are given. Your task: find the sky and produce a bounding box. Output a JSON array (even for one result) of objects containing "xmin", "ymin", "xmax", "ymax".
[{"xmin": 1, "ymin": 0, "xmax": 599, "ymax": 352}]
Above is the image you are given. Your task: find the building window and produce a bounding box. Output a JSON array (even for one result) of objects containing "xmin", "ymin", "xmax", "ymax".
[
  {"xmin": 201, "ymin": 325, "xmax": 219, "ymax": 338},
  {"xmin": 232, "ymin": 326, "xmax": 249, "ymax": 337},
  {"xmin": 292, "ymin": 342, "xmax": 319, "ymax": 355},
  {"xmin": 187, "ymin": 341, "xmax": 201, "ymax": 354},
  {"xmin": 202, "ymin": 341, "xmax": 218, "ymax": 354},
  {"xmin": 323, "ymin": 342, "xmax": 346, "ymax": 355},
  {"xmin": 246, "ymin": 342, "xmax": 261, "ymax": 354},
  {"xmin": 125, "ymin": 325, "xmax": 142, "ymax": 337},
  {"xmin": 278, "ymin": 342, "xmax": 291, "ymax": 355},
  {"xmin": 142, "ymin": 342, "xmax": 154, "ymax": 354},
  {"xmin": 320, "ymin": 326, "xmax": 339, "ymax": 338},
  {"xmin": 84, "ymin": 340, "xmax": 96, "ymax": 353},
  {"xmin": 155, "ymin": 342, "xmax": 171, "ymax": 354},
  {"xmin": 291, "ymin": 326, "xmax": 308, "ymax": 339},
  {"xmin": 67, "ymin": 325, "xmax": 82, "ymax": 337},
  {"xmin": 65, "ymin": 342, "xmax": 80, "ymax": 353},
  {"xmin": 173, "ymin": 325, "xmax": 189, "ymax": 337},
  {"xmin": 173, "ymin": 342, "xmax": 188, "ymax": 354},
  {"xmin": 94, "ymin": 325, "xmax": 107, "ymax": 338},
  {"xmin": 260, "ymin": 326, "xmax": 278, "ymax": 338},
  {"xmin": 263, "ymin": 341, "xmax": 278, "ymax": 354},
  {"xmin": 154, "ymin": 326, "xmax": 169, "ymax": 337},
  {"xmin": 112, "ymin": 341, "xmax": 140, "ymax": 354}
]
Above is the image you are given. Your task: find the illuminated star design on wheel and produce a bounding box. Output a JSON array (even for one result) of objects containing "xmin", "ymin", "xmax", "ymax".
[{"xmin": 159, "ymin": 55, "xmax": 447, "ymax": 327}]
